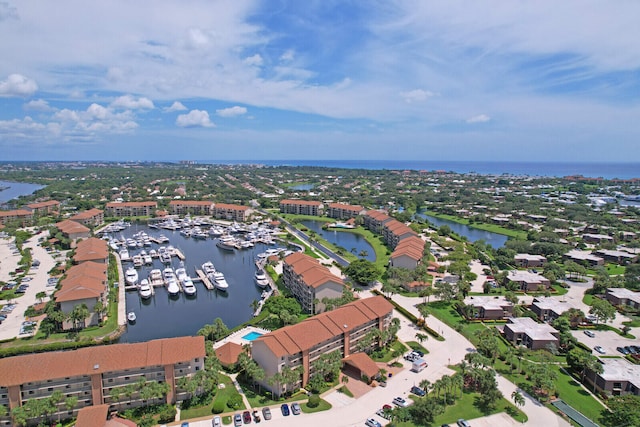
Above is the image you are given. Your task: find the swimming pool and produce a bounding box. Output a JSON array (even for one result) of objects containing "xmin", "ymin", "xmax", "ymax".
[{"xmin": 242, "ymin": 331, "xmax": 263, "ymax": 341}]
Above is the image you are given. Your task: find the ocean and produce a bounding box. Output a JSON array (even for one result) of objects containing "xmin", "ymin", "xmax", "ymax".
[{"xmin": 203, "ymin": 160, "xmax": 640, "ymax": 180}]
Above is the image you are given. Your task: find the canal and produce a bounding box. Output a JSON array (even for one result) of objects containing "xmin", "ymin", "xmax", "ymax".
[
  {"xmin": 416, "ymin": 213, "xmax": 509, "ymax": 248},
  {"xmin": 299, "ymin": 220, "xmax": 376, "ymax": 261},
  {"xmin": 116, "ymin": 225, "xmax": 286, "ymax": 343}
]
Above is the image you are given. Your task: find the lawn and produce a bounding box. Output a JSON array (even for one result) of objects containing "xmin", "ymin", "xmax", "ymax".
[
  {"xmin": 180, "ymin": 374, "xmax": 244, "ymax": 420},
  {"xmin": 420, "ymin": 210, "xmax": 528, "ymax": 239},
  {"xmin": 549, "ymin": 368, "xmax": 606, "ymax": 423},
  {"xmin": 371, "ymin": 340, "xmax": 408, "ymax": 363},
  {"xmin": 301, "ymin": 398, "xmax": 332, "ymax": 413}
]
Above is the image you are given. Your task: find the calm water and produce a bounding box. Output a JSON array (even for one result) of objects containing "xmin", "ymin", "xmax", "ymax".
[
  {"xmin": 118, "ymin": 225, "xmax": 281, "ymax": 343},
  {"xmin": 0, "ymin": 180, "xmax": 45, "ymax": 204},
  {"xmin": 299, "ymin": 220, "xmax": 376, "ymax": 261},
  {"xmin": 290, "ymin": 184, "xmax": 315, "ymax": 191},
  {"xmin": 416, "ymin": 213, "xmax": 509, "ymax": 248}
]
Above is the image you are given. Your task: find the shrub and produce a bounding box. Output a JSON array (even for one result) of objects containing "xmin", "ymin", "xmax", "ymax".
[
  {"xmin": 212, "ymin": 400, "xmax": 226, "ymax": 414},
  {"xmin": 226, "ymin": 394, "xmax": 243, "ymax": 409},
  {"xmin": 307, "ymin": 394, "xmax": 320, "ymax": 408}
]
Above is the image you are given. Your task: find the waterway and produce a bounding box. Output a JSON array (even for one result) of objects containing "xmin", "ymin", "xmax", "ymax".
[
  {"xmin": 299, "ymin": 220, "xmax": 376, "ymax": 261},
  {"xmin": 416, "ymin": 213, "xmax": 509, "ymax": 248},
  {"xmin": 0, "ymin": 180, "xmax": 45, "ymax": 204},
  {"xmin": 116, "ymin": 225, "xmax": 286, "ymax": 343}
]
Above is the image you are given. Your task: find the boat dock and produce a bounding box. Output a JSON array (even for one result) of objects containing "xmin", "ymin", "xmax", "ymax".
[
  {"xmin": 174, "ymin": 248, "xmax": 185, "ymax": 260},
  {"xmin": 194, "ymin": 269, "xmax": 215, "ymax": 290}
]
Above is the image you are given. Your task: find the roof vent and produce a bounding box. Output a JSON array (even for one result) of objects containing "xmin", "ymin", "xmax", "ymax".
[
  {"xmin": 93, "ymin": 364, "xmax": 99, "ymax": 370},
  {"xmin": 343, "ymin": 324, "xmax": 348, "ymax": 328}
]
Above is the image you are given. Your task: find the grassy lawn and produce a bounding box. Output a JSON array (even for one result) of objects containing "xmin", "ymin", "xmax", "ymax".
[
  {"xmin": 622, "ymin": 316, "xmax": 640, "ymax": 327},
  {"xmin": 243, "ymin": 382, "xmax": 308, "ymax": 409},
  {"xmin": 605, "ymin": 264, "xmax": 625, "ymax": 275},
  {"xmin": 582, "ymin": 293, "xmax": 595, "ymax": 305},
  {"xmin": 405, "ymin": 340, "xmax": 429, "ymax": 355},
  {"xmin": 371, "ymin": 340, "xmax": 408, "ymax": 363},
  {"xmin": 301, "ymin": 398, "xmax": 332, "ymax": 413},
  {"xmin": 550, "ymin": 368, "xmax": 606, "ymax": 423},
  {"xmin": 180, "ymin": 374, "xmax": 244, "ymax": 420}
]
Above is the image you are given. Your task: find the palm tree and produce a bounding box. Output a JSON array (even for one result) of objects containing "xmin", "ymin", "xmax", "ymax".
[
  {"xmin": 419, "ymin": 379, "xmax": 431, "ymax": 394},
  {"xmin": 415, "ymin": 332, "xmax": 428, "ymax": 344},
  {"xmin": 511, "ymin": 390, "xmax": 525, "ymax": 409}
]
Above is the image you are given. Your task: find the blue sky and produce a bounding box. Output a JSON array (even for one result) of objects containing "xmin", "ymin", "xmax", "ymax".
[{"xmin": 1, "ymin": 0, "xmax": 639, "ymax": 162}]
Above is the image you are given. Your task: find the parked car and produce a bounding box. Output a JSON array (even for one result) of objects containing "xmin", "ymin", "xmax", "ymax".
[
  {"xmin": 252, "ymin": 410, "xmax": 261, "ymax": 422},
  {"xmin": 392, "ymin": 396, "xmax": 410, "ymax": 407},
  {"xmin": 281, "ymin": 403, "xmax": 290, "ymax": 416},
  {"xmin": 410, "ymin": 385, "xmax": 426, "ymax": 396},
  {"xmin": 618, "ymin": 346, "xmax": 629, "ymax": 355},
  {"xmin": 243, "ymin": 410, "xmax": 252, "ymax": 424},
  {"xmin": 181, "ymin": 423, "xmax": 189, "ymax": 427},
  {"xmin": 365, "ymin": 418, "xmax": 382, "ymax": 427},
  {"xmin": 584, "ymin": 330, "xmax": 595, "ymax": 338},
  {"xmin": 233, "ymin": 413, "xmax": 242, "ymax": 427},
  {"xmin": 212, "ymin": 416, "xmax": 222, "ymax": 427},
  {"xmin": 594, "ymin": 346, "xmax": 606, "ymax": 354},
  {"xmin": 291, "ymin": 402, "xmax": 301, "ymax": 415},
  {"xmin": 262, "ymin": 407, "xmax": 271, "ymax": 420},
  {"xmin": 631, "ymin": 346, "xmax": 640, "ymax": 354},
  {"xmin": 376, "ymin": 404, "xmax": 392, "ymax": 420},
  {"xmin": 457, "ymin": 419, "xmax": 471, "ymax": 427}
]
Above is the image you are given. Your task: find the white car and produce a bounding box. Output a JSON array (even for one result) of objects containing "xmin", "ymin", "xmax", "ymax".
[
  {"xmin": 392, "ymin": 396, "xmax": 409, "ymax": 407},
  {"xmin": 365, "ymin": 418, "xmax": 382, "ymax": 427},
  {"xmin": 212, "ymin": 416, "xmax": 221, "ymax": 427}
]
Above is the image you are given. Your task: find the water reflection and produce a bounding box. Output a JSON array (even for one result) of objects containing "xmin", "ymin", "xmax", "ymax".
[
  {"xmin": 416, "ymin": 213, "xmax": 508, "ymax": 248},
  {"xmin": 299, "ymin": 220, "xmax": 376, "ymax": 261}
]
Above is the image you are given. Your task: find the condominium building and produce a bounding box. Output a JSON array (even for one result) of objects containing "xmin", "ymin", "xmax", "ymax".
[
  {"xmin": 0, "ymin": 209, "xmax": 33, "ymax": 226},
  {"xmin": 531, "ymin": 297, "xmax": 576, "ymax": 322},
  {"xmin": 586, "ymin": 358, "xmax": 640, "ymax": 397},
  {"xmin": 55, "ymin": 261, "xmax": 108, "ymax": 330},
  {"xmin": 169, "ymin": 200, "xmax": 214, "ymax": 216},
  {"xmin": 382, "ymin": 220, "xmax": 418, "ymax": 249},
  {"xmin": 326, "ymin": 203, "xmax": 365, "ymax": 219},
  {"xmin": 502, "ymin": 317, "xmax": 559, "ymax": 350},
  {"xmin": 463, "ymin": 296, "xmax": 514, "ymax": 320},
  {"xmin": 363, "ymin": 210, "xmax": 393, "ymax": 234},
  {"xmin": 279, "ymin": 199, "xmax": 322, "ymax": 216},
  {"xmin": 606, "ymin": 288, "xmax": 640, "ymax": 310},
  {"xmin": 251, "ymin": 296, "xmax": 394, "ymax": 396},
  {"xmin": 105, "ymin": 201, "xmax": 157, "ymax": 217},
  {"xmin": 56, "ymin": 219, "xmax": 91, "ymax": 242},
  {"xmin": 26, "ymin": 200, "xmax": 61, "ymax": 215},
  {"xmin": 212, "ymin": 203, "xmax": 251, "ymax": 222},
  {"xmin": 514, "ymin": 254, "xmax": 547, "ymax": 268},
  {"xmin": 282, "ymin": 252, "xmax": 345, "ymax": 314},
  {"xmin": 0, "ymin": 336, "xmax": 206, "ymax": 426},
  {"xmin": 389, "ymin": 236, "xmax": 425, "ymax": 270},
  {"xmin": 69, "ymin": 208, "xmax": 104, "ymax": 227},
  {"xmin": 507, "ymin": 270, "xmax": 551, "ymax": 292}
]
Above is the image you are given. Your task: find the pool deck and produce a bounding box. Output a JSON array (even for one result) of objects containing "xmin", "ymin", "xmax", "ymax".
[{"xmin": 212, "ymin": 326, "xmax": 271, "ymax": 349}]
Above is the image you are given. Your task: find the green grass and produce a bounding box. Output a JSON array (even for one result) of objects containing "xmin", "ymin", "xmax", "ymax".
[
  {"xmin": 420, "ymin": 210, "xmax": 528, "ymax": 239},
  {"xmin": 338, "ymin": 385, "xmax": 354, "ymax": 397},
  {"xmin": 582, "ymin": 293, "xmax": 595, "ymax": 305},
  {"xmin": 551, "ymin": 368, "xmax": 606, "ymax": 423},
  {"xmin": 405, "ymin": 340, "xmax": 429, "ymax": 355},
  {"xmin": 622, "ymin": 316, "xmax": 640, "ymax": 328},
  {"xmin": 371, "ymin": 340, "xmax": 408, "ymax": 363},
  {"xmin": 301, "ymin": 398, "xmax": 332, "ymax": 413},
  {"xmin": 180, "ymin": 374, "xmax": 244, "ymax": 420},
  {"xmin": 605, "ymin": 264, "xmax": 625, "ymax": 275}
]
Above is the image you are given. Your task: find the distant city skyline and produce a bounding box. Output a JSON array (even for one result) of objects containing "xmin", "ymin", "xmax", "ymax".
[{"xmin": 1, "ymin": 1, "xmax": 639, "ymax": 161}]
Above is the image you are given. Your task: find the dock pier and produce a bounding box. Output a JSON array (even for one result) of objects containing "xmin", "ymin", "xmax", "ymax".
[{"xmin": 194, "ymin": 269, "xmax": 215, "ymax": 290}]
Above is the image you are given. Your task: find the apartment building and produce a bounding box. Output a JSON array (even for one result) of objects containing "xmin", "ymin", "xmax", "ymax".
[
  {"xmin": 564, "ymin": 249, "xmax": 605, "ymax": 267},
  {"xmin": 105, "ymin": 201, "xmax": 157, "ymax": 217},
  {"xmin": 502, "ymin": 317, "xmax": 559, "ymax": 350},
  {"xmin": 251, "ymin": 296, "xmax": 394, "ymax": 396},
  {"xmin": 363, "ymin": 210, "xmax": 393, "ymax": 234},
  {"xmin": 55, "ymin": 261, "xmax": 108, "ymax": 330},
  {"xmin": 56, "ymin": 219, "xmax": 91, "ymax": 242},
  {"xmin": 530, "ymin": 297, "xmax": 576, "ymax": 322},
  {"xmin": 282, "ymin": 252, "xmax": 345, "ymax": 314},
  {"xmin": 326, "ymin": 203, "xmax": 365, "ymax": 219},
  {"xmin": 507, "ymin": 270, "xmax": 551, "ymax": 292},
  {"xmin": 463, "ymin": 296, "xmax": 514, "ymax": 320},
  {"xmin": 73, "ymin": 237, "xmax": 109, "ymax": 264},
  {"xmin": 389, "ymin": 236, "xmax": 425, "ymax": 270},
  {"xmin": 514, "ymin": 254, "xmax": 547, "ymax": 268},
  {"xmin": 382, "ymin": 220, "xmax": 418, "ymax": 249},
  {"xmin": 169, "ymin": 200, "xmax": 214, "ymax": 216},
  {"xmin": 69, "ymin": 208, "xmax": 104, "ymax": 227},
  {"xmin": 606, "ymin": 288, "xmax": 640, "ymax": 310},
  {"xmin": 26, "ymin": 200, "xmax": 61, "ymax": 215},
  {"xmin": 279, "ymin": 199, "xmax": 322, "ymax": 216},
  {"xmin": 0, "ymin": 209, "xmax": 33, "ymax": 226},
  {"xmin": 212, "ymin": 203, "xmax": 251, "ymax": 222},
  {"xmin": 586, "ymin": 358, "xmax": 640, "ymax": 397},
  {"xmin": 0, "ymin": 336, "xmax": 206, "ymax": 426}
]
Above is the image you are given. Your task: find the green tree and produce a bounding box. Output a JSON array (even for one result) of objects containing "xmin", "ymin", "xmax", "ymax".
[
  {"xmin": 589, "ymin": 298, "xmax": 616, "ymax": 324},
  {"xmin": 511, "ymin": 390, "xmax": 525, "ymax": 409},
  {"xmin": 408, "ymin": 397, "xmax": 444, "ymax": 423},
  {"xmin": 602, "ymin": 394, "xmax": 640, "ymax": 427},
  {"xmin": 70, "ymin": 303, "xmax": 89, "ymax": 330},
  {"xmin": 343, "ymin": 259, "xmax": 381, "ymax": 285}
]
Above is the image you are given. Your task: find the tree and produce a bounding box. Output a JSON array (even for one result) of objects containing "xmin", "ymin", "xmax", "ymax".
[
  {"xmin": 589, "ymin": 298, "xmax": 616, "ymax": 324},
  {"xmin": 93, "ymin": 299, "xmax": 106, "ymax": 322},
  {"xmin": 433, "ymin": 280, "xmax": 456, "ymax": 303},
  {"xmin": 419, "ymin": 287, "xmax": 434, "ymax": 304},
  {"xmin": 602, "ymin": 394, "xmax": 640, "ymax": 427},
  {"xmin": 343, "ymin": 259, "xmax": 381, "ymax": 285},
  {"xmin": 415, "ymin": 333, "xmax": 428, "ymax": 344},
  {"xmin": 70, "ymin": 303, "xmax": 89, "ymax": 330},
  {"xmin": 408, "ymin": 396, "xmax": 444, "ymax": 423},
  {"xmin": 36, "ymin": 291, "xmax": 46, "ymax": 304},
  {"xmin": 511, "ymin": 390, "xmax": 525, "ymax": 409}
]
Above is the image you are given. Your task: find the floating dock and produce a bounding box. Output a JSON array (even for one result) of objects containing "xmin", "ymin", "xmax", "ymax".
[{"xmin": 194, "ymin": 269, "xmax": 215, "ymax": 290}]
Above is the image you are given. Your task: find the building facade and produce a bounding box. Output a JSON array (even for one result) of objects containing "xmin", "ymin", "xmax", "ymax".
[
  {"xmin": 326, "ymin": 203, "xmax": 365, "ymax": 219},
  {"xmin": 105, "ymin": 201, "xmax": 157, "ymax": 217},
  {"xmin": 69, "ymin": 208, "xmax": 104, "ymax": 227},
  {"xmin": 211, "ymin": 203, "xmax": 251, "ymax": 222},
  {"xmin": 169, "ymin": 200, "xmax": 214, "ymax": 216}
]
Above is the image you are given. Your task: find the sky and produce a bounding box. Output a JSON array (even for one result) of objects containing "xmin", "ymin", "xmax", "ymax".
[{"xmin": 1, "ymin": 0, "xmax": 639, "ymax": 162}]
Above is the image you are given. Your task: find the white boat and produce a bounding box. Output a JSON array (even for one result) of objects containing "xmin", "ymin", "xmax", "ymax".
[
  {"xmin": 182, "ymin": 276, "xmax": 197, "ymax": 296},
  {"xmin": 202, "ymin": 261, "xmax": 216, "ymax": 275},
  {"xmin": 216, "ymin": 237, "xmax": 236, "ymax": 251},
  {"xmin": 212, "ymin": 271, "xmax": 229, "ymax": 291},
  {"xmin": 163, "ymin": 268, "xmax": 180, "ymax": 295},
  {"xmin": 127, "ymin": 311, "xmax": 137, "ymax": 322},
  {"xmin": 119, "ymin": 248, "xmax": 130, "ymax": 261},
  {"xmin": 132, "ymin": 255, "xmax": 143, "ymax": 268},
  {"xmin": 148, "ymin": 269, "xmax": 163, "ymax": 286},
  {"xmin": 175, "ymin": 267, "xmax": 188, "ymax": 282},
  {"xmin": 254, "ymin": 269, "xmax": 269, "ymax": 288},
  {"xmin": 139, "ymin": 279, "xmax": 152, "ymax": 299},
  {"xmin": 125, "ymin": 267, "xmax": 138, "ymax": 286},
  {"xmin": 143, "ymin": 254, "xmax": 153, "ymax": 265}
]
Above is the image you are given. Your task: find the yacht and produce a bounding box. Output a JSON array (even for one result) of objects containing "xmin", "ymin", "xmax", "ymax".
[
  {"xmin": 175, "ymin": 267, "xmax": 188, "ymax": 282},
  {"xmin": 163, "ymin": 268, "xmax": 180, "ymax": 296},
  {"xmin": 132, "ymin": 254, "xmax": 143, "ymax": 268},
  {"xmin": 119, "ymin": 248, "xmax": 130, "ymax": 261},
  {"xmin": 254, "ymin": 269, "xmax": 269, "ymax": 288},
  {"xmin": 138, "ymin": 279, "xmax": 152, "ymax": 299},
  {"xmin": 216, "ymin": 236, "xmax": 236, "ymax": 251},
  {"xmin": 127, "ymin": 311, "xmax": 137, "ymax": 322},
  {"xmin": 212, "ymin": 271, "xmax": 229, "ymax": 291},
  {"xmin": 202, "ymin": 261, "xmax": 216, "ymax": 275},
  {"xmin": 125, "ymin": 267, "xmax": 138, "ymax": 286},
  {"xmin": 182, "ymin": 276, "xmax": 197, "ymax": 296},
  {"xmin": 148, "ymin": 269, "xmax": 163, "ymax": 286},
  {"xmin": 143, "ymin": 253, "xmax": 153, "ymax": 265}
]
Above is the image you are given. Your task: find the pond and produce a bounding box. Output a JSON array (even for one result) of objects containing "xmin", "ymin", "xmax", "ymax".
[
  {"xmin": 289, "ymin": 183, "xmax": 315, "ymax": 191},
  {"xmin": 299, "ymin": 220, "xmax": 376, "ymax": 261},
  {"xmin": 116, "ymin": 225, "xmax": 286, "ymax": 343},
  {"xmin": 416, "ymin": 213, "xmax": 509, "ymax": 248}
]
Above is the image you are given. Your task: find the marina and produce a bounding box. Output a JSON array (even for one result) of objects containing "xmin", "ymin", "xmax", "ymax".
[{"xmin": 105, "ymin": 221, "xmax": 290, "ymax": 343}]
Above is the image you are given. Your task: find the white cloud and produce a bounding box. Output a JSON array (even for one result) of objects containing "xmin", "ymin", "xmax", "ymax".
[
  {"xmin": 280, "ymin": 49, "xmax": 295, "ymax": 62},
  {"xmin": 110, "ymin": 95, "xmax": 154, "ymax": 110},
  {"xmin": 164, "ymin": 101, "xmax": 188, "ymax": 112},
  {"xmin": 466, "ymin": 114, "xmax": 491, "ymax": 123},
  {"xmin": 400, "ymin": 89, "xmax": 435, "ymax": 103},
  {"xmin": 216, "ymin": 106, "xmax": 247, "ymax": 118},
  {"xmin": 243, "ymin": 54, "xmax": 263, "ymax": 66},
  {"xmin": 176, "ymin": 109, "xmax": 214, "ymax": 127},
  {"xmin": 24, "ymin": 99, "xmax": 55, "ymax": 112},
  {"xmin": 0, "ymin": 74, "xmax": 38, "ymax": 97}
]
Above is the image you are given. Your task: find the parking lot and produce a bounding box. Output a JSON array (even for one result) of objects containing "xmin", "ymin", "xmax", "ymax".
[{"xmin": 572, "ymin": 328, "xmax": 640, "ymax": 357}]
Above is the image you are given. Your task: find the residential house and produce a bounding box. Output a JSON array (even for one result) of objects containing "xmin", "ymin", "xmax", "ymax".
[
  {"xmin": 586, "ymin": 358, "xmax": 640, "ymax": 396},
  {"xmin": 606, "ymin": 288, "xmax": 640, "ymax": 311},
  {"xmin": 55, "ymin": 261, "xmax": 108, "ymax": 330},
  {"xmin": 0, "ymin": 336, "xmax": 205, "ymax": 426},
  {"xmin": 531, "ymin": 297, "xmax": 576, "ymax": 322},
  {"xmin": 212, "ymin": 203, "xmax": 251, "ymax": 222},
  {"xmin": 73, "ymin": 237, "xmax": 109, "ymax": 264},
  {"xmin": 463, "ymin": 296, "xmax": 514, "ymax": 320},
  {"xmin": 279, "ymin": 199, "xmax": 322, "ymax": 216},
  {"xmin": 105, "ymin": 201, "xmax": 157, "ymax": 217},
  {"xmin": 502, "ymin": 317, "xmax": 559, "ymax": 350},
  {"xmin": 564, "ymin": 250, "xmax": 605, "ymax": 267},
  {"xmin": 582, "ymin": 233, "xmax": 615, "ymax": 244},
  {"xmin": 382, "ymin": 220, "xmax": 418, "ymax": 249},
  {"xmin": 251, "ymin": 296, "xmax": 394, "ymax": 396},
  {"xmin": 282, "ymin": 252, "xmax": 345, "ymax": 314}
]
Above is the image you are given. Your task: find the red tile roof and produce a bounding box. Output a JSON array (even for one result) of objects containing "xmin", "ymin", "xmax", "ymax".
[
  {"xmin": 56, "ymin": 219, "xmax": 90, "ymax": 235},
  {"xmin": 342, "ymin": 352, "xmax": 379, "ymax": 379},
  {"xmin": 213, "ymin": 203, "xmax": 250, "ymax": 211},
  {"xmin": 75, "ymin": 404, "xmax": 109, "ymax": 427},
  {"xmin": 215, "ymin": 342, "xmax": 244, "ymax": 366},
  {"xmin": 280, "ymin": 199, "xmax": 322, "ymax": 206},
  {"xmin": 70, "ymin": 208, "xmax": 103, "ymax": 220},
  {"xmin": 284, "ymin": 252, "xmax": 344, "ymax": 289}
]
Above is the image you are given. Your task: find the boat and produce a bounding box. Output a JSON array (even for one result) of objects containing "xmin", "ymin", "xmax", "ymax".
[
  {"xmin": 127, "ymin": 311, "xmax": 137, "ymax": 322},
  {"xmin": 216, "ymin": 236, "xmax": 236, "ymax": 251},
  {"xmin": 202, "ymin": 261, "xmax": 216, "ymax": 275},
  {"xmin": 163, "ymin": 268, "xmax": 180, "ymax": 295},
  {"xmin": 182, "ymin": 276, "xmax": 197, "ymax": 296},
  {"xmin": 139, "ymin": 279, "xmax": 152, "ymax": 299},
  {"xmin": 125, "ymin": 267, "xmax": 138, "ymax": 286},
  {"xmin": 148, "ymin": 269, "xmax": 163, "ymax": 286},
  {"xmin": 175, "ymin": 267, "xmax": 188, "ymax": 282},
  {"xmin": 212, "ymin": 271, "xmax": 229, "ymax": 291},
  {"xmin": 119, "ymin": 248, "xmax": 130, "ymax": 261},
  {"xmin": 143, "ymin": 254, "xmax": 153, "ymax": 265},
  {"xmin": 132, "ymin": 254, "xmax": 143, "ymax": 268},
  {"xmin": 254, "ymin": 269, "xmax": 269, "ymax": 288}
]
